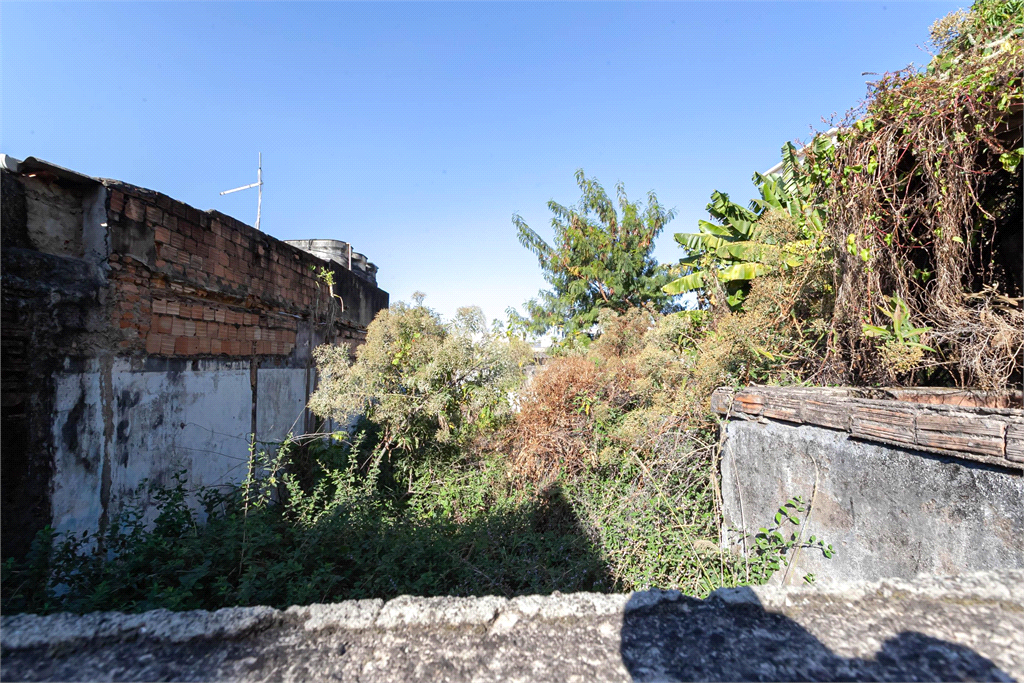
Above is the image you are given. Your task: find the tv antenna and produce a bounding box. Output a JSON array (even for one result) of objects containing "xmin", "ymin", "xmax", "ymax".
[{"xmin": 220, "ymin": 153, "xmax": 263, "ymax": 231}]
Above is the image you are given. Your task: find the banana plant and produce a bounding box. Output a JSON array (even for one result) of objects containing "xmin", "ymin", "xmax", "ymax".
[
  {"xmin": 664, "ymin": 138, "xmax": 830, "ymax": 309},
  {"xmin": 861, "ymin": 295, "xmax": 935, "ymax": 351}
]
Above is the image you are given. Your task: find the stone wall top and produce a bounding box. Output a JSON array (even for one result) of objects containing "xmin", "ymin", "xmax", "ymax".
[{"xmin": 711, "ymin": 386, "xmax": 1024, "ymax": 471}]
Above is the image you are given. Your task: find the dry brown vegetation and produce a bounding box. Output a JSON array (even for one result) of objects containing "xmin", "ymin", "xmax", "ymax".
[{"xmin": 811, "ymin": 20, "xmax": 1023, "ymax": 388}]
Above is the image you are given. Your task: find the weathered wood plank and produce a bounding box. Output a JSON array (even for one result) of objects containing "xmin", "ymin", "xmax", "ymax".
[
  {"xmin": 732, "ymin": 390, "xmax": 764, "ymax": 417},
  {"xmin": 710, "ymin": 388, "xmax": 734, "ymax": 415},
  {"xmin": 802, "ymin": 399, "xmax": 851, "ymax": 431},
  {"xmin": 850, "ymin": 404, "xmax": 916, "ymax": 447},
  {"xmin": 761, "ymin": 394, "xmax": 803, "ymax": 424},
  {"xmin": 916, "ymin": 414, "xmax": 1006, "ymax": 458},
  {"xmin": 1007, "ymin": 422, "xmax": 1024, "ymax": 464}
]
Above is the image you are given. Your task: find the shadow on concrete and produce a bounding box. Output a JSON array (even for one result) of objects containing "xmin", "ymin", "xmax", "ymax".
[{"xmin": 620, "ymin": 587, "xmax": 1013, "ymax": 682}]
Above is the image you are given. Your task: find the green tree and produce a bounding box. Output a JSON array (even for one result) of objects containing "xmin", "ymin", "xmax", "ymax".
[
  {"xmin": 308, "ymin": 301, "xmax": 531, "ymax": 459},
  {"xmin": 512, "ymin": 169, "xmax": 677, "ymax": 339}
]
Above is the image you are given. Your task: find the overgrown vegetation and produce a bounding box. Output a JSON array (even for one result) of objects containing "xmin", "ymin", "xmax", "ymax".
[
  {"xmin": 665, "ymin": 0, "xmax": 1022, "ymax": 387},
  {"xmin": 813, "ymin": 0, "xmax": 1023, "ymax": 387},
  {"xmin": 4, "ymin": 0, "xmax": 1018, "ymax": 616},
  {"xmin": 3, "ymin": 301, "xmax": 817, "ymax": 614}
]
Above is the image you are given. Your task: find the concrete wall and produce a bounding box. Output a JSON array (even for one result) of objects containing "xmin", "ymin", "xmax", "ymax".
[
  {"xmin": 1, "ymin": 157, "xmax": 390, "ymax": 556},
  {"xmin": 720, "ymin": 417, "xmax": 1024, "ymax": 587},
  {"xmin": 48, "ymin": 357, "xmax": 313, "ymax": 536}
]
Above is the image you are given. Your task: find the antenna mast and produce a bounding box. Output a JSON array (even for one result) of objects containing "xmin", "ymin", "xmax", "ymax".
[{"xmin": 220, "ymin": 153, "xmax": 263, "ymax": 231}]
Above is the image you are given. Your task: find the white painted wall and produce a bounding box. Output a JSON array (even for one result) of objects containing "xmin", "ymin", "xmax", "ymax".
[{"xmin": 50, "ymin": 357, "xmax": 312, "ymax": 538}]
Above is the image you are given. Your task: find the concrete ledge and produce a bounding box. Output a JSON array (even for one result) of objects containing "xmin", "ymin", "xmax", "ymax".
[
  {"xmin": 2, "ymin": 572, "xmax": 1022, "ymax": 681},
  {"xmin": 712, "ymin": 386, "xmax": 1024, "ymax": 470}
]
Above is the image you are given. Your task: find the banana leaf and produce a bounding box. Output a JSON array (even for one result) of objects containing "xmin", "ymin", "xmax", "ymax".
[
  {"xmin": 718, "ymin": 262, "xmax": 771, "ymax": 281},
  {"xmin": 663, "ymin": 271, "xmax": 705, "ymax": 295}
]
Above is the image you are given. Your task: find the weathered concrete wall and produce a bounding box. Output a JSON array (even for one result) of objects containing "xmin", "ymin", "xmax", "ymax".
[
  {"xmin": 720, "ymin": 416, "xmax": 1024, "ymax": 586},
  {"xmin": 2, "ymin": 571, "xmax": 1021, "ymax": 681},
  {"xmin": 47, "ymin": 358, "xmax": 314, "ymax": 536},
  {"xmin": 1, "ymin": 156, "xmax": 390, "ymax": 555}
]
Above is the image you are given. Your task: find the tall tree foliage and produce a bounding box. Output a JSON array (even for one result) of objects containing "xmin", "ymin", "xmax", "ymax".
[{"xmin": 511, "ymin": 170, "xmax": 677, "ymax": 338}]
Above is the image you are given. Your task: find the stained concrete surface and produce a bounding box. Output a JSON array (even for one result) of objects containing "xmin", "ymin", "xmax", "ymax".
[
  {"xmin": 47, "ymin": 358, "xmax": 311, "ymax": 537},
  {"xmin": 2, "ymin": 571, "xmax": 1021, "ymax": 681},
  {"xmin": 721, "ymin": 417, "xmax": 1024, "ymax": 586}
]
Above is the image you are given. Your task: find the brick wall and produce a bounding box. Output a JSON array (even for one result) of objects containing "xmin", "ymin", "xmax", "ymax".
[
  {"xmin": 103, "ymin": 181, "xmax": 387, "ymax": 361},
  {"xmin": 1, "ymin": 158, "xmax": 389, "ymax": 557}
]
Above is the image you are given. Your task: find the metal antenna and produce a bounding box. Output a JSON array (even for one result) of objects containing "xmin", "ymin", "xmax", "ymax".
[{"xmin": 220, "ymin": 153, "xmax": 263, "ymax": 231}]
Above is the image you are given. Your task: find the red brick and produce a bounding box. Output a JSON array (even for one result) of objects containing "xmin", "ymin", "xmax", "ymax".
[
  {"xmin": 207, "ymin": 322, "xmax": 219, "ymax": 337},
  {"xmin": 146, "ymin": 333, "xmax": 162, "ymax": 354},
  {"xmin": 174, "ymin": 336, "xmax": 190, "ymax": 354},
  {"xmin": 162, "ymin": 213, "xmax": 177, "ymax": 230},
  {"xmin": 202, "ymin": 307, "xmax": 215, "ymax": 321},
  {"xmin": 152, "ymin": 299, "xmax": 167, "ymax": 315},
  {"xmin": 198, "ymin": 337, "xmax": 211, "ymax": 354},
  {"xmin": 195, "ymin": 321, "xmax": 207, "ymax": 337},
  {"xmin": 184, "ymin": 320, "xmax": 196, "ymax": 336},
  {"xmin": 171, "ymin": 318, "xmax": 186, "ymax": 336},
  {"xmin": 159, "ymin": 245, "xmax": 178, "ymax": 262},
  {"xmin": 210, "ymin": 339, "xmax": 222, "ymax": 355},
  {"xmin": 170, "ymin": 232, "xmax": 185, "ymax": 250},
  {"xmin": 215, "ymin": 309, "xmax": 227, "ymax": 323},
  {"xmin": 145, "ymin": 205, "xmax": 163, "ymax": 225},
  {"xmin": 230, "ymin": 340, "xmax": 242, "ymax": 355},
  {"xmin": 257, "ymin": 340, "xmax": 271, "ymax": 355},
  {"xmin": 119, "ymin": 319, "xmax": 132, "ymax": 329},
  {"xmin": 154, "ymin": 226, "xmax": 171, "ymax": 244},
  {"xmin": 125, "ymin": 198, "xmax": 145, "ymax": 222},
  {"xmin": 110, "ymin": 190, "xmax": 125, "ymax": 212},
  {"xmin": 158, "ymin": 336, "xmax": 175, "ymax": 355}
]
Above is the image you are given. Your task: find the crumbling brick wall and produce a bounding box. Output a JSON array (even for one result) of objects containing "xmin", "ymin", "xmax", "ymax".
[
  {"xmin": 1, "ymin": 158, "xmax": 389, "ymax": 557},
  {"xmin": 103, "ymin": 182, "xmax": 387, "ymax": 362}
]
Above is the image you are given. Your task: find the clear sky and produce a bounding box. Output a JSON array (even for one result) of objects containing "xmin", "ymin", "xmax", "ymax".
[{"xmin": 2, "ymin": 1, "xmax": 963, "ymax": 326}]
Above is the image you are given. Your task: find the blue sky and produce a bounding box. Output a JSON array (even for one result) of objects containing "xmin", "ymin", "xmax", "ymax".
[{"xmin": 2, "ymin": 1, "xmax": 963, "ymax": 325}]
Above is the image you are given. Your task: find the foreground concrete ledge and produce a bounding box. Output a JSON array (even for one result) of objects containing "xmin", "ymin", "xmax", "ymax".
[
  {"xmin": 0, "ymin": 592, "xmax": 637, "ymax": 651},
  {"xmin": 712, "ymin": 385, "xmax": 1024, "ymax": 470},
  {"xmin": 3, "ymin": 571, "xmax": 1022, "ymax": 652},
  {"xmin": 3, "ymin": 572, "xmax": 1022, "ymax": 682}
]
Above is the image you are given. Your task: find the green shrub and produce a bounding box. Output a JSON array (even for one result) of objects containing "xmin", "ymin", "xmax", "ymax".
[{"xmin": 308, "ymin": 302, "xmax": 531, "ymax": 460}]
